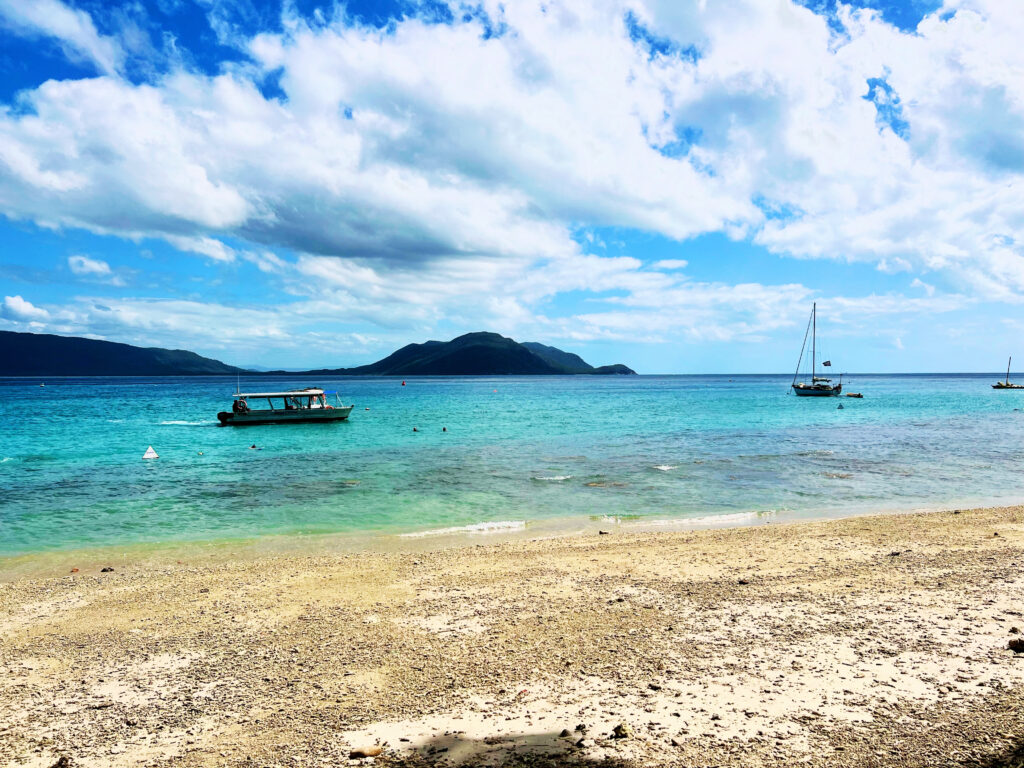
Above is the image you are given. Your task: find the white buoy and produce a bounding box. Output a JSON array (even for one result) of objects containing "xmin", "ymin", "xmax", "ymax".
[{"xmin": 142, "ymin": 446, "xmax": 159, "ymax": 460}]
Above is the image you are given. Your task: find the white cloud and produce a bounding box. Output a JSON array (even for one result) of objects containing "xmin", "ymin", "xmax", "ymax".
[
  {"xmin": 241, "ymin": 250, "xmax": 286, "ymax": 273},
  {"xmin": 68, "ymin": 254, "xmax": 112, "ymax": 276},
  {"xmin": 910, "ymin": 277, "xmax": 935, "ymax": 297},
  {"xmin": 67, "ymin": 254, "xmax": 127, "ymax": 286},
  {"xmin": 0, "ymin": 0, "xmax": 1023, "ymax": 352},
  {"xmin": 164, "ymin": 235, "xmax": 236, "ymax": 262},
  {"xmin": 2, "ymin": 294, "xmax": 50, "ymax": 321},
  {"xmin": 0, "ymin": 0, "xmax": 123, "ymax": 75}
]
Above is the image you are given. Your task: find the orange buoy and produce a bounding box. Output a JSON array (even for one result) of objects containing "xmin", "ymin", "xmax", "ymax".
[{"xmin": 402, "ymin": 381, "xmax": 406, "ymax": 386}]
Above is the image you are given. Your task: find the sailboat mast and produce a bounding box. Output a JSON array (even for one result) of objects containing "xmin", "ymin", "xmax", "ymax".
[
  {"xmin": 812, "ymin": 302, "xmax": 816, "ymax": 380},
  {"xmin": 1008, "ymin": 356, "xmax": 1012, "ymax": 386},
  {"xmin": 793, "ymin": 308, "xmax": 813, "ymax": 386}
]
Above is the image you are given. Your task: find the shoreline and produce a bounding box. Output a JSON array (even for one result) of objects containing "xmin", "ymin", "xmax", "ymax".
[
  {"xmin": 2, "ymin": 505, "xmax": 1023, "ymax": 767},
  {"xmin": 1, "ymin": 495, "xmax": 1019, "ymax": 582}
]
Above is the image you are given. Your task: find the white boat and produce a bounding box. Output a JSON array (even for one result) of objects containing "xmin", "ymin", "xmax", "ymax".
[{"xmin": 217, "ymin": 388, "xmax": 354, "ymax": 426}]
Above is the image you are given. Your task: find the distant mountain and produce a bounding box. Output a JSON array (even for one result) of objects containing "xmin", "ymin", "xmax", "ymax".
[
  {"xmin": 284, "ymin": 332, "xmax": 636, "ymax": 376},
  {"xmin": 521, "ymin": 341, "xmax": 595, "ymax": 373},
  {"xmin": 0, "ymin": 331, "xmax": 243, "ymax": 376},
  {"xmin": 0, "ymin": 330, "xmax": 635, "ymax": 377}
]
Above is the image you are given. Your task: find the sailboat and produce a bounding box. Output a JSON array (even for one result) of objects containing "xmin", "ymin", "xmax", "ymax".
[
  {"xmin": 791, "ymin": 302, "xmax": 842, "ymax": 397},
  {"xmin": 992, "ymin": 357, "xmax": 1024, "ymax": 389}
]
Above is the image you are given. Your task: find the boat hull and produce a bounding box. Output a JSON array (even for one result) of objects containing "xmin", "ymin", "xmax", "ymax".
[
  {"xmin": 992, "ymin": 383, "xmax": 1024, "ymax": 389},
  {"xmin": 217, "ymin": 405, "xmax": 354, "ymax": 426},
  {"xmin": 792, "ymin": 384, "xmax": 842, "ymax": 397}
]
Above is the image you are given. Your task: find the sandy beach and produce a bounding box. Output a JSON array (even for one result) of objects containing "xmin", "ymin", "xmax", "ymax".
[{"xmin": 2, "ymin": 506, "xmax": 1023, "ymax": 768}]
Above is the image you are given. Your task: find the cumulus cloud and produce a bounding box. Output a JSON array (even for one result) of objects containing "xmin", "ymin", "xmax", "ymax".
[
  {"xmin": 2, "ymin": 294, "xmax": 50, "ymax": 321},
  {"xmin": 0, "ymin": 0, "xmax": 1022, "ymax": 352}
]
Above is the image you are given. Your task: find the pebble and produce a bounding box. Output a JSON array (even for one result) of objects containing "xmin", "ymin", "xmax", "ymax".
[
  {"xmin": 349, "ymin": 746, "xmax": 382, "ymax": 758},
  {"xmin": 612, "ymin": 722, "xmax": 633, "ymax": 739}
]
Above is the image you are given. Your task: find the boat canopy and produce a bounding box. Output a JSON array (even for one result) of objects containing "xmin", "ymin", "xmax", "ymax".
[{"xmin": 234, "ymin": 389, "xmax": 324, "ymax": 398}]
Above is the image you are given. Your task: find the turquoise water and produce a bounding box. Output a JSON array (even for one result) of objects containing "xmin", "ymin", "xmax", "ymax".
[{"xmin": 2, "ymin": 374, "xmax": 1024, "ymax": 555}]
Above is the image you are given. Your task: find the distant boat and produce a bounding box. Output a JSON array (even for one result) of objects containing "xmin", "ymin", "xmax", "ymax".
[
  {"xmin": 992, "ymin": 357, "xmax": 1024, "ymax": 389},
  {"xmin": 791, "ymin": 303, "xmax": 842, "ymax": 397},
  {"xmin": 846, "ymin": 393, "xmax": 863, "ymax": 398},
  {"xmin": 217, "ymin": 388, "xmax": 354, "ymax": 426}
]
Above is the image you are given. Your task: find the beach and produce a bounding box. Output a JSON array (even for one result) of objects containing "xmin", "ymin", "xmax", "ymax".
[{"xmin": 2, "ymin": 506, "xmax": 1023, "ymax": 767}]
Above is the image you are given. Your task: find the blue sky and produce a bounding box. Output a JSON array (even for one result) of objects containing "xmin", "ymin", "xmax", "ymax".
[{"xmin": 1, "ymin": 0, "xmax": 1022, "ymax": 373}]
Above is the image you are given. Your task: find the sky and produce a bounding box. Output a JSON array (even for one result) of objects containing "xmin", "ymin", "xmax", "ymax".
[{"xmin": 0, "ymin": 0, "xmax": 1022, "ymax": 373}]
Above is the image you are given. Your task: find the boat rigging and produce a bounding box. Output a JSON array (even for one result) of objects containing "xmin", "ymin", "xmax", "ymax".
[
  {"xmin": 992, "ymin": 357, "xmax": 1024, "ymax": 389},
  {"xmin": 791, "ymin": 302, "xmax": 842, "ymax": 397}
]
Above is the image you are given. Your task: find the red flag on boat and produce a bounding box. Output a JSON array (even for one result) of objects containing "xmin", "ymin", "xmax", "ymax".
[{"xmin": 822, "ymin": 360, "xmax": 831, "ymax": 366}]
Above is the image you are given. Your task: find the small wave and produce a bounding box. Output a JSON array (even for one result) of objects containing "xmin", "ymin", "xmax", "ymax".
[
  {"xmin": 400, "ymin": 520, "xmax": 526, "ymax": 538},
  {"xmin": 0, "ymin": 457, "xmax": 12, "ymax": 463},
  {"xmin": 532, "ymin": 475, "xmax": 572, "ymax": 481},
  {"xmin": 823, "ymin": 471, "xmax": 853, "ymax": 479},
  {"xmin": 652, "ymin": 465, "xmax": 677, "ymax": 472},
  {"xmin": 622, "ymin": 510, "xmax": 778, "ymax": 529},
  {"xmin": 160, "ymin": 420, "xmax": 209, "ymax": 426},
  {"xmin": 591, "ymin": 514, "xmax": 643, "ymax": 523},
  {"xmin": 683, "ymin": 510, "xmax": 777, "ymax": 526}
]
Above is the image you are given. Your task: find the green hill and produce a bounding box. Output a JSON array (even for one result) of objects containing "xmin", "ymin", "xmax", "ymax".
[
  {"xmin": 289, "ymin": 332, "xmax": 636, "ymax": 376},
  {"xmin": 0, "ymin": 331, "xmax": 242, "ymax": 376}
]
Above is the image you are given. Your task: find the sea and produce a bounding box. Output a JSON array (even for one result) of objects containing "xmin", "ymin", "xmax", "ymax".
[{"xmin": 2, "ymin": 373, "xmax": 1024, "ymax": 557}]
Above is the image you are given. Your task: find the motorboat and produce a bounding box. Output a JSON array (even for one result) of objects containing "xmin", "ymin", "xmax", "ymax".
[{"xmin": 217, "ymin": 388, "xmax": 354, "ymax": 426}]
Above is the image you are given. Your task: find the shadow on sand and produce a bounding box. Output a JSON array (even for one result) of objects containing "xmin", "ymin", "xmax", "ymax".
[
  {"xmin": 373, "ymin": 729, "xmax": 639, "ymax": 767},
  {"xmin": 979, "ymin": 738, "xmax": 1024, "ymax": 768}
]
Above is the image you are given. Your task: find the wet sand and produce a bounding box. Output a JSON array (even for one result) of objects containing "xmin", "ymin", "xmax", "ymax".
[{"xmin": 2, "ymin": 506, "xmax": 1023, "ymax": 767}]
